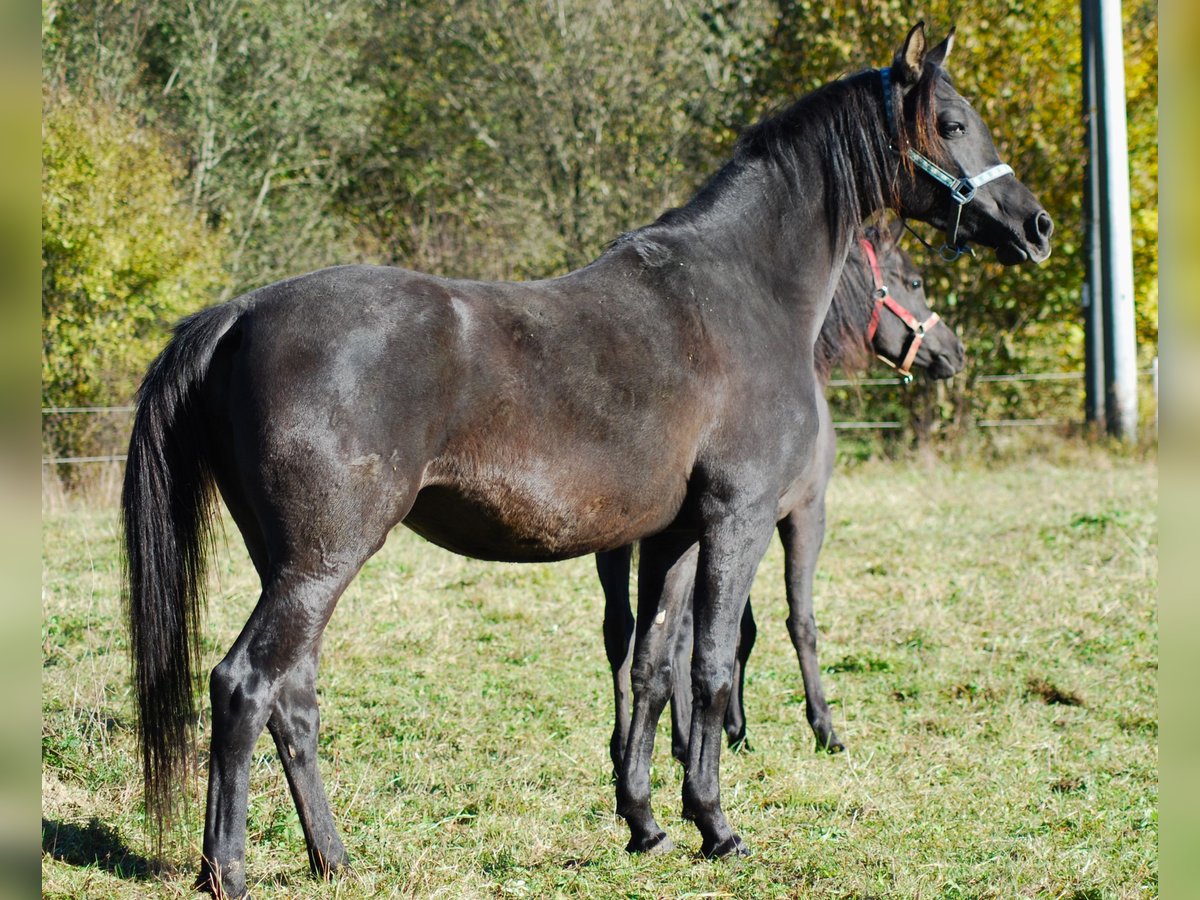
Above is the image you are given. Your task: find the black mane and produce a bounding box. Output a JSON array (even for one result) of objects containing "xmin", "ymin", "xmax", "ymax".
[{"xmin": 614, "ymin": 64, "xmax": 943, "ymax": 263}]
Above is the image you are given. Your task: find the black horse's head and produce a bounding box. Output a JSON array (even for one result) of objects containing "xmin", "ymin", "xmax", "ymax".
[
  {"xmin": 860, "ymin": 223, "xmax": 965, "ymax": 381},
  {"xmin": 885, "ymin": 23, "xmax": 1053, "ymax": 265}
]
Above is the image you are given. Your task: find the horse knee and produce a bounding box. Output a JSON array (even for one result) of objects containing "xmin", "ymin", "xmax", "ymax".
[
  {"xmin": 690, "ymin": 665, "xmax": 732, "ymax": 712},
  {"xmin": 630, "ymin": 662, "xmax": 673, "ymax": 702}
]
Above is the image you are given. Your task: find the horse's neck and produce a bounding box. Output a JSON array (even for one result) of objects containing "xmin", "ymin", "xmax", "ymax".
[{"xmin": 676, "ymin": 153, "xmax": 851, "ymax": 346}]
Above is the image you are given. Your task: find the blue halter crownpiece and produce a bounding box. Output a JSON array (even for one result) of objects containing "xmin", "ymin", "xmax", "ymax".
[{"xmin": 877, "ymin": 67, "xmax": 1014, "ymax": 261}]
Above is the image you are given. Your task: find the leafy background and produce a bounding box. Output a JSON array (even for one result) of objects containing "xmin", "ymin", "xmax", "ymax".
[{"xmin": 41, "ymin": 0, "xmax": 1158, "ymax": 458}]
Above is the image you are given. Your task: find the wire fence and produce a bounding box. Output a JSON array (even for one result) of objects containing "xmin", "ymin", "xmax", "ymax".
[{"xmin": 42, "ymin": 366, "xmax": 1158, "ymax": 466}]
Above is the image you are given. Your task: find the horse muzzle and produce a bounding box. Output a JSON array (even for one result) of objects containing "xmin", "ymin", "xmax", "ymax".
[{"xmin": 985, "ymin": 207, "xmax": 1053, "ymax": 266}]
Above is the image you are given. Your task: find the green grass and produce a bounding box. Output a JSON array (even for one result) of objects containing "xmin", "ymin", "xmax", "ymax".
[{"xmin": 42, "ymin": 452, "xmax": 1158, "ymax": 898}]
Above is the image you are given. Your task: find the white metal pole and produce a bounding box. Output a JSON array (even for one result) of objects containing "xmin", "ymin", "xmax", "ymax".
[
  {"xmin": 1094, "ymin": 0, "xmax": 1140, "ymax": 440},
  {"xmin": 1081, "ymin": 0, "xmax": 1105, "ymax": 426}
]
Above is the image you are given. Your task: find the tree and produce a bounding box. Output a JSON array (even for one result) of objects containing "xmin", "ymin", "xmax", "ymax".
[
  {"xmin": 345, "ymin": 0, "xmax": 770, "ymax": 279},
  {"xmin": 41, "ymin": 93, "xmax": 228, "ymax": 457}
]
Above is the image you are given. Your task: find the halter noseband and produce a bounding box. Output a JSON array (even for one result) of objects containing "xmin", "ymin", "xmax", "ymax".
[
  {"xmin": 861, "ymin": 237, "xmax": 940, "ymax": 383},
  {"xmin": 877, "ymin": 67, "xmax": 1013, "ymax": 262}
]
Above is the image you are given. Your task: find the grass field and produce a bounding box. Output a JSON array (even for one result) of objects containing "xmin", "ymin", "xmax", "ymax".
[{"xmin": 42, "ymin": 452, "xmax": 1157, "ymax": 898}]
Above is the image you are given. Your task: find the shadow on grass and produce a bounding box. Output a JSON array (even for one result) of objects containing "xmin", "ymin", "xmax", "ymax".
[{"xmin": 42, "ymin": 817, "xmax": 152, "ymax": 880}]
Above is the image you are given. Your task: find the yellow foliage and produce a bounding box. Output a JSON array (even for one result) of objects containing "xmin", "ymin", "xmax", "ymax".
[
  {"xmin": 42, "ymin": 92, "xmax": 228, "ymax": 408},
  {"xmin": 42, "ymin": 91, "xmax": 229, "ymax": 457}
]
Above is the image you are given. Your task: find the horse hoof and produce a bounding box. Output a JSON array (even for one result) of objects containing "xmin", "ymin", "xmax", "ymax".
[
  {"xmin": 626, "ymin": 830, "xmax": 674, "ymax": 855},
  {"xmin": 194, "ymin": 866, "xmax": 247, "ymax": 899},
  {"xmin": 727, "ymin": 733, "xmax": 752, "ymax": 753},
  {"xmin": 814, "ymin": 728, "xmax": 845, "ymax": 754},
  {"xmin": 702, "ymin": 833, "xmax": 750, "ymax": 859},
  {"xmin": 315, "ymin": 855, "xmax": 351, "ymax": 881}
]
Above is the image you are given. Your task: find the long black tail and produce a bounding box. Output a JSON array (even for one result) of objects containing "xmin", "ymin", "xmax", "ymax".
[{"xmin": 121, "ymin": 300, "xmax": 244, "ymax": 844}]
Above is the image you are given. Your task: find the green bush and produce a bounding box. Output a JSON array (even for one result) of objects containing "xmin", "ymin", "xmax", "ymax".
[{"xmin": 41, "ymin": 92, "xmax": 229, "ymax": 460}]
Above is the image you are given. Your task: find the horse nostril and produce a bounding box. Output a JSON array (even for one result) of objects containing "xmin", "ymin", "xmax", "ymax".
[{"xmin": 1033, "ymin": 210, "xmax": 1053, "ymax": 240}]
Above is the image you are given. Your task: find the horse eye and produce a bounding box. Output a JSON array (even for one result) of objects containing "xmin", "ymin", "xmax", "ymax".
[
  {"xmin": 910, "ymin": 278, "xmax": 922, "ymax": 289},
  {"xmin": 941, "ymin": 122, "xmax": 965, "ymax": 137}
]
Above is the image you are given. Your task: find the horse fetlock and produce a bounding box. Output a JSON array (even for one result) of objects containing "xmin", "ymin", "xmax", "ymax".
[
  {"xmin": 723, "ymin": 707, "xmax": 746, "ymax": 744},
  {"xmin": 615, "ymin": 781, "xmax": 650, "ymax": 819},
  {"xmin": 806, "ymin": 706, "xmax": 844, "ymax": 752},
  {"xmin": 815, "ymin": 730, "xmax": 846, "ymax": 754},
  {"xmin": 680, "ymin": 778, "xmax": 719, "ymax": 824},
  {"xmin": 726, "ymin": 729, "xmax": 751, "ymax": 753},
  {"xmin": 670, "ymin": 733, "xmax": 690, "ymax": 766}
]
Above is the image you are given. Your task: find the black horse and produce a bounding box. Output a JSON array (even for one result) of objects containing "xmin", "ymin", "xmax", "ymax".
[
  {"xmin": 122, "ymin": 22, "xmax": 1050, "ymax": 897},
  {"xmin": 596, "ymin": 222, "xmax": 964, "ymax": 778}
]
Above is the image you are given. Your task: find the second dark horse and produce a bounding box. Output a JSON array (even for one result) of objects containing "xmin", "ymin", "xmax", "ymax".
[
  {"xmin": 122, "ymin": 23, "xmax": 1050, "ymax": 898},
  {"xmin": 596, "ymin": 222, "xmax": 965, "ymax": 774}
]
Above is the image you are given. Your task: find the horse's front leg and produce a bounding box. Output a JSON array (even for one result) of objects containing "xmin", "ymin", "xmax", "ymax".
[
  {"xmin": 779, "ymin": 502, "xmax": 845, "ymax": 753},
  {"xmin": 597, "ymin": 546, "xmax": 636, "ymax": 779},
  {"xmin": 616, "ymin": 533, "xmax": 698, "ymax": 854},
  {"xmin": 682, "ymin": 511, "xmax": 775, "ymax": 858},
  {"xmin": 673, "ymin": 595, "xmax": 756, "ymax": 762}
]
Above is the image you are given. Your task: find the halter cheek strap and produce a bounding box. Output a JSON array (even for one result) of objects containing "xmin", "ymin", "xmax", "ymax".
[
  {"xmin": 878, "ymin": 67, "xmax": 1014, "ymax": 261},
  {"xmin": 860, "ymin": 237, "xmax": 940, "ymax": 383}
]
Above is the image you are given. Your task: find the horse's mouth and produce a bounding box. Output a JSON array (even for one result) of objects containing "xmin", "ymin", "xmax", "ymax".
[
  {"xmin": 926, "ymin": 352, "xmax": 964, "ymax": 381},
  {"xmin": 994, "ymin": 241, "xmax": 1029, "ymax": 265},
  {"xmin": 994, "ymin": 234, "xmax": 1050, "ymax": 266}
]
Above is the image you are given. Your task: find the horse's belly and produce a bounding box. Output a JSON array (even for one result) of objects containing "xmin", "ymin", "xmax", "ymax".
[{"xmin": 404, "ymin": 464, "xmax": 684, "ymax": 563}]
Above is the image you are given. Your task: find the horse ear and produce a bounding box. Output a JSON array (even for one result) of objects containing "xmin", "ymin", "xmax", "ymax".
[
  {"xmin": 925, "ymin": 27, "xmax": 955, "ymax": 70},
  {"xmin": 886, "ymin": 215, "xmax": 906, "ymax": 245},
  {"xmin": 893, "ymin": 21, "xmax": 927, "ymax": 85}
]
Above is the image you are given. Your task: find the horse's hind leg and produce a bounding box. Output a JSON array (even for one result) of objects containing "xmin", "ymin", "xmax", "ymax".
[
  {"xmin": 723, "ymin": 598, "xmax": 757, "ymax": 751},
  {"xmin": 204, "ymin": 469, "xmax": 352, "ymax": 886},
  {"xmin": 197, "ymin": 548, "xmax": 379, "ymax": 899},
  {"xmin": 668, "ymin": 598, "xmax": 695, "ymax": 767},
  {"xmin": 616, "ymin": 533, "xmax": 697, "ymax": 854},
  {"xmin": 596, "ymin": 547, "xmax": 635, "ymax": 779},
  {"xmin": 267, "ymin": 648, "xmax": 347, "ymax": 879}
]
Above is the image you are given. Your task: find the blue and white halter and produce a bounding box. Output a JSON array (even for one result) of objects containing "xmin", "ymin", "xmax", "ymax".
[{"xmin": 878, "ymin": 67, "xmax": 1013, "ymax": 261}]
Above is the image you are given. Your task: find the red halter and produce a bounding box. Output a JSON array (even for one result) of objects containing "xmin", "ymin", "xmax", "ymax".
[{"xmin": 860, "ymin": 237, "xmax": 940, "ymax": 383}]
